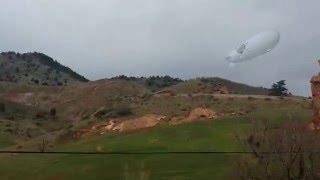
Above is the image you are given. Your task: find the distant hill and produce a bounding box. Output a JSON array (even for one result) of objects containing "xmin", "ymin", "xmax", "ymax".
[
  {"xmin": 110, "ymin": 75, "xmax": 269, "ymax": 95},
  {"xmin": 161, "ymin": 78, "xmax": 269, "ymax": 95},
  {"xmin": 0, "ymin": 52, "xmax": 88, "ymax": 86},
  {"xmin": 110, "ymin": 75, "xmax": 183, "ymax": 91},
  {"xmin": 198, "ymin": 77, "xmax": 269, "ymax": 95},
  {"xmin": 0, "ymin": 51, "xmax": 268, "ymax": 94}
]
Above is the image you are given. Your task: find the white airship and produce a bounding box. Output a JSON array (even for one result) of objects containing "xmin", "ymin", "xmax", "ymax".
[{"xmin": 225, "ymin": 31, "xmax": 280, "ymax": 67}]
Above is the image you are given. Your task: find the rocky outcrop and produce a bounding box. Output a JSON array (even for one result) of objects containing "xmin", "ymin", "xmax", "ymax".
[
  {"xmin": 85, "ymin": 114, "xmax": 166, "ymax": 135},
  {"xmin": 113, "ymin": 114, "xmax": 166, "ymax": 132},
  {"xmin": 170, "ymin": 107, "xmax": 217, "ymax": 125},
  {"xmin": 187, "ymin": 107, "xmax": 216, "ymax": 120}
]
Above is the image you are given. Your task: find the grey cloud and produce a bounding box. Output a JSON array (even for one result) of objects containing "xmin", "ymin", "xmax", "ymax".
[{"xmin": 0, "ymin": 0, "xmax": 320, "ymax": 96}]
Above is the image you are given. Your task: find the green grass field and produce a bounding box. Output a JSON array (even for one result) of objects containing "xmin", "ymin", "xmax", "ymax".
[{"xmin": 0, "ymin": 97, "xmax": 312, "ymax": 179}]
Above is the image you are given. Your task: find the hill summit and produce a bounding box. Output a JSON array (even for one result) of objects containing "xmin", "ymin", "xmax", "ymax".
[{"xmin": 0, "ymin": 52, "xmax": 88, "ymax": 86}]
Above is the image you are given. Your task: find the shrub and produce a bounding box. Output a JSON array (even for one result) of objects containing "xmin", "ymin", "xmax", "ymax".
[
  {"xmin": 35, "ymin": 122, "xmax": 42, "ymax": 126},
  {"xmin": 0, "ymin": 102, "xmax": 5, "ymax": 112},
  {"xmin": 34, "ymin": 111, "xmax": 47, "ymax": 119},
  {"xmin": 49, "ymin": 108, "xmax": 56, "ymax": 117},
  {"xmin": 114, "ymin": 104, "xmax": 132, "ymax": 116},
  {"xmin": 6, "ymin": 114, "xmax": 15, "ymax": 120},
  {"xmin": 5, "ymin": 129, "xmax": 13, "ymax": 133},
  {"xmin": 33, "ymin": 79, "xmax": 39, "ymax": 84}
]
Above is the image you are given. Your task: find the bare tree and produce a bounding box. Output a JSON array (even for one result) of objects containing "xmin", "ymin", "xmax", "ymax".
[
  {"xmin": 38, "ymin": 138, "xmax": 49, "ymax": 152},
  {"xmin": 235, "ymin": 120, "xmax": 320, "ymax": 180}
]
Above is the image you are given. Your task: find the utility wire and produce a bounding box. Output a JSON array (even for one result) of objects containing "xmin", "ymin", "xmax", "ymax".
[{"xmin": 0, "ymin": 151, "xmax": 317, "ymax": 155}]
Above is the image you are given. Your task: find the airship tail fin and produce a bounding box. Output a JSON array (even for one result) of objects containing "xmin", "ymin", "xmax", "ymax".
[{"xmin": 228, "ymin": 63, "xmax": 235, "ymax": 68}]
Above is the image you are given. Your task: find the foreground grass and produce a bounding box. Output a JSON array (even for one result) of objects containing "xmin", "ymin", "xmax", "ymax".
[
  {"xmin": 0, "ymin": 98, "xmax": 312, "ymax": 179},
  {"xmin": 0, "ymin": 118, "xmax": 247, "ymax": 180},
  {"xmin": 0, "ymin": 154, "xmax": 234, "ymax": 180}
]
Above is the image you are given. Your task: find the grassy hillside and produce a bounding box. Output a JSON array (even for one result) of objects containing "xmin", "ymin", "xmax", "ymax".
[
  {"xmin": 0, "ymin": 80, "xmax": 152, "ymax": 150},
  {"xmin": 0, "ymin": 73, "xmax": 310, "ymax": 179},
  {"xmin": 111, "ymin": 75, "xmax": 183, "ymax": 92},
  {"xmin": 0, "ymin": 52, "xmax": 88, "ymax": 86},
  {"xmin": 110, "ymin": 75, "xmax": 269, "ymax": 95},
  {"xmin": 0, "ymin": 96, "xmax": 71, "ymax": 149},
  {"xmin": 0, "ymin": 79, "xmax": 302, "ymax": 150},
  {"xmin": 162, "ymin": 78, "xmax": 269, "ymax": 95},
  {"xmin": 199, "ymin": 77, "xmax": 269, "ymax": 95},
  {"xmin": 0, "ymin": 81, "xmax": 54, "ymax": 94},
  {"xmin": 0, "ymin": 96, "xmax": 311, "ymax": 179}
]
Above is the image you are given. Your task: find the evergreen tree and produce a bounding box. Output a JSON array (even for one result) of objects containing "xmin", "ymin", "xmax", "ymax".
[{"xmin": 269, "ymin": 80, "xmax": 288, "ymax": 96}]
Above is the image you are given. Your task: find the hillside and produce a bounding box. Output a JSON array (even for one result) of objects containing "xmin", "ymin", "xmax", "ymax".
[
  {"xmin": 110, "ymin": 75, "xmax": 269, "ymax": 95},
  {"xmin": 0, "ymin": 52, "xmax": 88, "ymax": 86},
  {"xmin": 156, "ymin": 78, "xmax": 269, "ymax": 95},
  {"xmin": 0, "ymin": 74, "xmax": 312, "ymax": 179},
  {"xmin": 0, "ymin": 56, "xmax": 305, "ymax": 179},
  {"xmin": 0, "ymin": 77, "xmax": 302, "ymax": 150},
  {"xmin": 0, "ymin": 94, "xmax": 312, "ymax": 179},
  {"xmin": 199, "ymin": 77, "xmax": 269, "ymax": 95},
  {"xmin": 111, "ymin": 75, "xmax": 183, "ymax": 91}
]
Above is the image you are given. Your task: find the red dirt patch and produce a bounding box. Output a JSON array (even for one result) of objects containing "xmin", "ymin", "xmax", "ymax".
[
  {"xmin": 71, "ymin": 114, "xmax": 166, "ymax": 138},
  {"xmin": 170, "ymin": 107, "xmax": 217, "ymax": 125},
  {"xmin": 114, "ymin": 114, "xmax": 166, "ymax": 132}
]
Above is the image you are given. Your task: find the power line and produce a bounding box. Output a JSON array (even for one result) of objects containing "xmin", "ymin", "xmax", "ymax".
[{"xmin": 0, "ymin": 151, "xmax": 318, "ymax": 155}]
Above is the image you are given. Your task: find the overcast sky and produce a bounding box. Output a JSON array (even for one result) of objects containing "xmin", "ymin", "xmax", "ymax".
[{"xmin": 1, "ymin": 0, "xmax": 320, "ymax": 96}]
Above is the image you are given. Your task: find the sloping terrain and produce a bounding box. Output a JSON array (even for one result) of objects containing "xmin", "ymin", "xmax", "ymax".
[
  {"xmin": 111, "ymin": 75, "xmax": 269, "ymax": 95},
  {"xmin": 162, "ymin": 78, "xmax": 269, "ymax": 95},
  {"xmin": 0, "ymin": 57, "xmax": 309, "ymax": 179},
  {"xmin": 0, "ymin": 77, "xmax": 304, "ymax": 150},
  {"xmin": 1, "ymin": 79, "xmax": 149, "ymax": 120},
  {"xmin": 199, "ymin": 77, "xmax": 269, "ymax": 94},
  {"xmin": 0, "ymin": 79, "xmax": 156, "ymax": 149},
  {"xmin": 0, "ymin": 97, "xmax": 67, "ymax": 148},
  {"xmin": 111, "ymin": 75, "xmax": 183, "ymax": 91},
  {"xmin": 0, "ymin": 96, "xmax": 312, "ymax": 179},
  {"xmin": 0, "ymin": 52, "xmax": 88, "ymax": 86}
]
